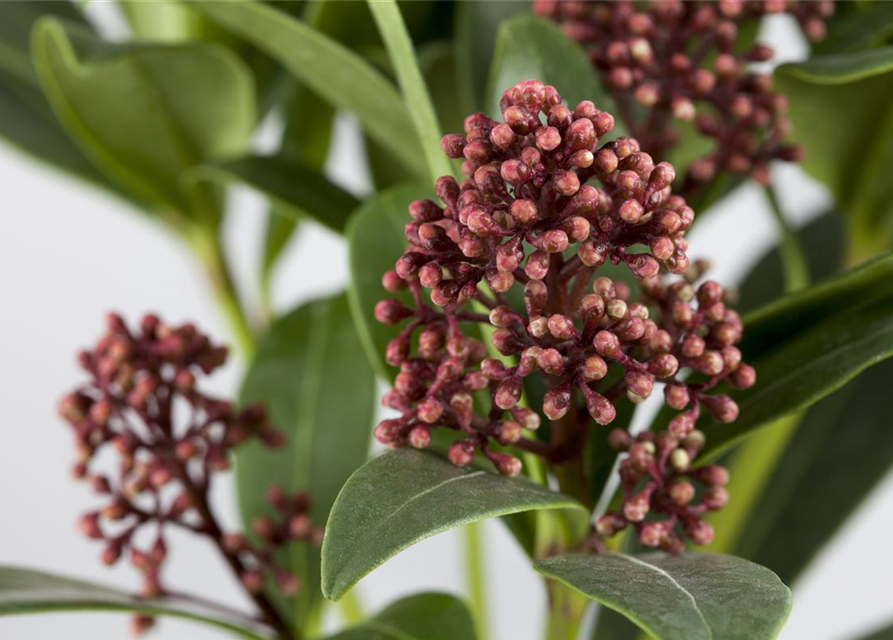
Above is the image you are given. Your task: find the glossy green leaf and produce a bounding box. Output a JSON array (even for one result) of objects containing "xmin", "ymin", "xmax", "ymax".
[
  {"xmin": 775, "ymin": 46, "xmax": 893, "ymax": 256},
  {"xmin": 325, "ymin": 592, "xmax": 477, "ymax": 640},
  {"xmin": 454, "ymin": 0, "xmax": 530, "ymax": 112},
  {"xmin": 486, "ymin": 15, "xmax": 618, "ymax": 126},
  {"xmin": 31, "ymin": 18, "xmax": 255, "ymax": 221},
  {"xmin": 194, "ymin": 154, "xmax": 359, "ymax": 234},
  {"xmin": 238, "ymin": 293, "xmax": 376, "ymax": 630},
  {"xmin": 368, "ymin": 0, "xmax": 453, "ymax": 182},
  {"xmin": 194, "ymin": 1, "xmax": 424, "ymax": 177},
  {"xmin": 537, "ymin": 553, "xmax": 791, "ymax": 640},
  {"xmin": 700, "ymin": 286, "xmax": 893, "ymax": 459},
  {"xmin": 321, "ymin": 449, "xmax": 586, "ymax": 601},
  {"xmin": 347, "ymin": 183, "xmax": 432, "ymax": 378},
  {"xmin": 0, "ymin": 566, "xmax": 264, "ymax": 640}
]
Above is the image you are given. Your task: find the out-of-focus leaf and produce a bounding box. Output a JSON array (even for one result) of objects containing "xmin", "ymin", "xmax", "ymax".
[
  {"xmin": 195, "ymin": 1, "xmax": 424, "ymax": 178},
  {"xmin": 775, "ymin": 46, "xmax": 893, "ymax": 257},
  {"xmin": 238, "ymin": 294, "xmax": 376, "ymax": 632},
  {"xmin": 420, "ymin": 41, "xmax": 465, "ymax": 136},
  {"xmin": 346, "ymin": 183, "xmax": 432, "ymax": 378},
  {"xmin": 855, "ymin": 619, "xmax": 893, "ymax": 640},
  {"xmin": 0, "ymin": 566, "xmax": 265, "ymax": 640},
  {"xmin": 538, "ymin": 553, "xmax": 791, "ymax": 640},
  {"xmin": 325, "ymin": 592, "xmax": 477, "ymax": 640},
  {"xmin": 368, "ymin": 0, "xmax": 453, "ymax": 182},
  {"xmin": 321, "ymin": 449, "xmax": 586, "ymax": 601},
  {"xmin": 119, "ymin": 1, "xmax": 232, "ymax": 44},
  {"xmin": 454, "ymin": 0, "xmax": 530, "ymax": 113},
  {"xmin": 814, "ymin": 2, "xmax": 893, "ymax": 55},
  {"xmin": 193, "ymin": 155, "xmax": 359, "ymax": 233},
  {"xmin": 32, "ymin": 18, "xmax": 255, "ymax": 222},
  {"xmin": 486, "ymin": 15, "xmax": 618, "ymax": 124}
]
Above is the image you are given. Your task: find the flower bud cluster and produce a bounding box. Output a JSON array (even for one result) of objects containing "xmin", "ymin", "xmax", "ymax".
[
  {"xmin": 59, "ymin": 314, "xmax": 312, "ymax": 632},
  {"xmin": 374, "ymin": 81, "xmax": 753, "ymax": 480},
  {"xmin": 534, "ymin": 0, "xmax": 834, "ymax": 197},
  {"xmin": 595, "ymin": 427, "xmax": 730, "ymax": 552}
]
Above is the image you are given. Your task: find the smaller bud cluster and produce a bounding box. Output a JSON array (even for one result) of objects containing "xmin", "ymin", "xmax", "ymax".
[
  {"xmin": 595, "ymin": 427, "xmax": 729, "ymax": 552},
  {"xmin": 59, "ymin": 314, "xmax": 308, "ymax": 635},
  {"xmin": 535, "ymin": 0, "xmax": 834, "ymax": 197}
]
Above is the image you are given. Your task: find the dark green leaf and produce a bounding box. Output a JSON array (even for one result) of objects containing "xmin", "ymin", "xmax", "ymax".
[
  {"xmin": 193, "ymin": 154, "xmax": 359, "ymax": 234},
  {"xmin": 194, "ymin": 1, "xmax": 424, "ymax": 178},
  {"xmin": 321, "ymin": 449, "xmax": 586, "ymax": 601},
  {"xmin": 454, "ymin": 0, "xmax": 530, "ymax": 113},
  {"xmin": 347, "ymin": 183, "xmax": 432, "ymax": 378},
  {"xmin": 537, "ymin": 553, "xmax": 791, "ymax": 640},
  {"xmin": 368, "ymin": 0, "xmax": 453, "ymax": 182},
  {"xmin": 739, "ymin": 249, "xmax": 893, "ymax": 363},
  {"xmin": 31, "ymin": 18, "xmax": 256, "ymax": 221},
  {"xmin": 775, "ymin": 46, "xmax": 893, "ymax": 256},
  {"xmin": 238, "ymin": 293, "xmax": 376, "ymax": 630},
  {"xmin": 814, "ymin": 2, "xmax": 893, "ymax": 55},
  {"xmin": 854, "ymin": 619, "xmax": 893, "ymax": 640},
  {"xmin": 419, "ymin": 41, "xmax": 465, "ymax": 137},
  {"xmin": 325, "ymin": 592, "xmax": 477, "ymax": 640},
  {"xmin": 485, "ymin": 15, "xmax": 619, "ymax": 126},
  {"xmin": 700, "ymin": 287, "xmax": 893, "ymax": 459},
  {"xmin": 0, "ymin": 566, "xmax": 265, "ymax": 640}
]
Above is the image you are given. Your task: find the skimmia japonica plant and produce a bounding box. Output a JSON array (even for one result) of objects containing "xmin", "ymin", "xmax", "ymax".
[{"xmin": 3, "ymin": 1, "xmax": 893, "ymax": 640}]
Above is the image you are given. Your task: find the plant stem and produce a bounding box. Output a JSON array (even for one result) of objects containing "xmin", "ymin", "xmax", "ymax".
[
  {"xmin": 338, "ymin": 590, "xmax": 365, "ymax": 626},
  {"xmin": 464, "ymin": 522, "xmax": 489, "ymax": 640},
  {"xmin": 765, "ymin": 182, "xmax": 809, "ymax": 292},
  {"xmin": 543, "ymin": 581, "xmax": 588, "ymax": 640},
  {"xmin": 189, "ymin": 228, "xmax": 256, "ymax": 358}
]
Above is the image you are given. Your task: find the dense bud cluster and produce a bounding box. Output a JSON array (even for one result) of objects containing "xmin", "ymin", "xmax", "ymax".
[
  {"xmin": 596, "ymin": 427, "xmax": 730, "ymax": 552},
  {"xmin": 535, "ymin": 0, "xmax": 834, "ymax": 197},
  {"xmin": 374, "ymin": 80, "xmax": 754, "ymax": 528},
  {"xmin": 59, "ymin": 314, "xmax": 312, "ymax": 634}
]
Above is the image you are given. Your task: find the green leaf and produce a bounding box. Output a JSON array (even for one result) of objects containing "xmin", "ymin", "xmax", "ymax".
[
  {"xmin": 735, "ymin": 358, "xmax": 893, "ymax": 585},
  {"xmin": 454, "ymin": 0, "xmax": 530, "ymax": 113},
  {"xmin": 0, "ymin": 3, "xmax": 125, "ymax": 193},
  {"xmin": 321, "ymin": 449, "xmax": 586, "ymax": 601},
  {"xmin": 536, "ymin": 553, "xmax": 791, "ymax": 640},
  {"xmin": 347, "ymin": 182, "xmax": 432, "ymax": 378},
  {"xmin": 238, "ymin": 293, "xmax": 376, "ymax": 631},
  {"xmin": 419, "ymin": 41, "xmax": 465, "ymax": 136},
  {"xmin": 775, "ymin": 46, "xmax": 893, "ymax": 256},
  {"xmin": 485, "ymin": 15, "xmax": 619, "ymax": 126},
  {"xmin": 31, "ymin": 18, "xmax": 256, "ymax": 221},
  {"xmin": 0, "ymin": 566, "xmax": 265, "ymax": 640},
  {"xmin": 325, "ymin": 592, "xmax": 477, "ymax": 640},
  {"xmin": 739, "ymin": 249, "xmax": 893, "ymax": 363},
  {"xmin": 854, "ymin": 619, "xmax": 893, "ymax": 640},
  {"xmin": 700, "ymin": 282, "xmax": 893, "ymax": 459},
  {"xmin": 814, "ymin": 2, "xmax": 893, "ymax": 55},
  {"xmin": 193, "ymin": 154, "xmax": 359, "ymax": 234},
  {"xmin": 368, "ymin": 0, "xmax": 453, "ymax": 182},
  {"xmin": 194, "ymin": 1, "xmax": 424, "ymax": 178}
]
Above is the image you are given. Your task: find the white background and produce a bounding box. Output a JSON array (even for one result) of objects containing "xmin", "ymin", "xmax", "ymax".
[{"xmin": 1, "ymin": 8, "xmax": 892, "ymax": 640}]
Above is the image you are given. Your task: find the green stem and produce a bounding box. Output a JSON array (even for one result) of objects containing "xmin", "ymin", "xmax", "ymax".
[
  {"xmin": 765, "ymin": 182, "xmax": 810, "ymax": 292},
  {"xmin": 464, "ymin": 522, "xmax": 489, "ymax": 640},
  {"xmin": 189, "ymin": 228, "xmax": 256, "ymax": 358},
  {"xmin": 337, "ymin": 589, "xmax": 365, "ymax": 627},
  {"xmin": 543, "ymin": 581, "xmax": 588, "ymax": 640}
]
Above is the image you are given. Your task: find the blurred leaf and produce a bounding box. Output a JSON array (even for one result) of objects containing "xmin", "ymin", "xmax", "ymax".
[
  {"xmin": 538, "ymin": 553, "xmax": 791, "ymax": 640},
  {"xmin": 0, "ymin": 566, "xmax": 265, "ymax": 640},
  {"xmin": 325, "ymin": 592, "xmax": 477, "ymax": 640},
  {"xmin": 368, "ymin": 0, "xmax": 453, "ymax": 182},
  {"xmin": 321, "ymin": 449, "xmax": 586, "ymax": 601},
  {"xmin": 486, "ymin": 15, "xmax": 619, "ymax": 127},
  {"xmin": 31, "ymin": 18, "xmax": 256, "ymax": 222},
  {"xmin": 855, "ymin": 619, "xmax": 893, "ymax": 640},
  {"xmin": 775, "ymin": 46, "xmax": 893, "ymax": 257},
  {"xmin": 195, "ymin": 1, "xmax": 424, "ymax": 178},
  {"xmin": 119, "ymin": 1, "xmax": 232, "ymax": 44},
  {"xmin": 238, "ymin": 294, "xmax": 376, "ymax": 631},
  {"xmin": 420, "ymin": 41, "xmax": 465, "ymax": 136},
  {"xmin": 814, "ymin": 2, "xmax": 893, "ymax": 55},
  {"xmin": 347, "ymin": 183, "xmax": 432, "ymax": 378},
  {"xmin": 194, "ymin": 154, "xmax": 359, "ymax": 233},
  {"xmin": 454, "ymin": 0, "xmax": 530, "ymax": 113},
  {"xmin": 0, "ymin": 2, "xmax": 125, "ymax": 194}
]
